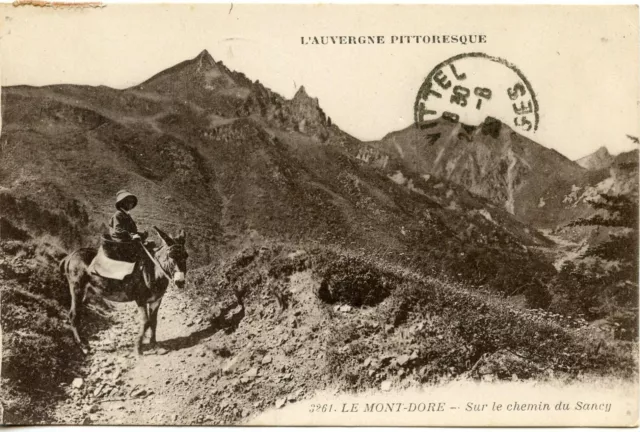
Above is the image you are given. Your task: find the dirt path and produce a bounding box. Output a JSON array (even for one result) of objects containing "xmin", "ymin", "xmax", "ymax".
[
  {"xmin": 53, "ymin": 270, "xmax": 326, "ymax": 425},
  {"xmin": 53, "ymin": 289, "xmax": 239, "ymax": 425}
]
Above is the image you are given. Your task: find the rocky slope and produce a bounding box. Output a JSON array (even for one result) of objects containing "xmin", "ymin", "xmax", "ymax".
[
  {"xmin": 575, "ymin": 146, "xmax": 614, "ymax": 170},
  {"xmin": 359, "ymin": 117, "xmax": 613, "ymax": 228},
  {"xmin": 50, "ymin": 244, "xmax": 637, "ymax": 425},
  {"xmin": 560, "ymin": 150, "xmax": 638, "ymax": 210}
]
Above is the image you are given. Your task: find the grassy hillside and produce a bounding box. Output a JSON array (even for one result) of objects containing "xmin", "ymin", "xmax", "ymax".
[{"xmin": 174, "ymin": 240, "xmax": 636, "ymax": 424}]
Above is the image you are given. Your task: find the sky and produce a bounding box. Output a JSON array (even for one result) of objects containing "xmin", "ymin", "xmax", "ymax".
[{"xmin": 0, "ymin": 4, "xmax": 638, "ymax": 160}]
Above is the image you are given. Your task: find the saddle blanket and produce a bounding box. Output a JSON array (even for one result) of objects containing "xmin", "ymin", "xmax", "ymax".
[{"xmin": 88, "ymin": 247, "xmax": 136, "ymax": 280}]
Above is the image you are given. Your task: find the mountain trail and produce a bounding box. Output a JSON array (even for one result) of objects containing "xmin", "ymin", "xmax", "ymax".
[
  {"xmin": 52, "ymin": 269, "xmax": 325, "ymax": 425},
  {"xmin": 53, "ymin": 289, "xmax": 237, "ymax": 425}
]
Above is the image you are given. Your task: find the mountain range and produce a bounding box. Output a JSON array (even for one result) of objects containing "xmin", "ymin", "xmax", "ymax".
[
  {"xmin": 0, "ymin": 49, "xmax": 636, "ymax": 276},
  {"xmin": 358, "ymin": 118, "xmax": 637, "ymax": 228}
]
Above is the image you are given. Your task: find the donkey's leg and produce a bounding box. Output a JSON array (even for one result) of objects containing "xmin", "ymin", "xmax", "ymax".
[
  {"xmin": 148, "ymin": 298, "xmax": 163, "ymax": 348},
  {"xmin": 68, "ymin": 281, "xmax": 89, "ymax": 355},
  {"xmin": 68, "ymin": 289, "xmax": 82, "ymax": 344},
  {"xmin": 135, "ymin": 302, "xmax": 151, "ymax": 356}
]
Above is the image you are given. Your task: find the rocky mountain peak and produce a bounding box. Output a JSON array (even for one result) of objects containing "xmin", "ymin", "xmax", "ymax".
[
  {"xmin": 595, "ymin": 146, "xmax": 610, "ymax": 154},
  {"xmin": 369, "ymin": 113, "xmax": 592, "ymax": 227},
  {"xmin": 292, "ymin": 85, "xmax": 317, "ymax": 105},
  {"xmin": 575, "ymin": 146, "xmax": 614, "ymax": 170},
  {"xmin": 134, "ymin": 48, "xmax": 253, "ymax": 113},
  {"xmin": 478, "ymin": 116, "xmax": 504, "ymax": 139},
  {"xmin": 284, "ymin": 87, "xmax": 328, "ymax": 138},
  {"xmin": 193, "ymin": 49, "xmax": 217, "ymax": 71}
]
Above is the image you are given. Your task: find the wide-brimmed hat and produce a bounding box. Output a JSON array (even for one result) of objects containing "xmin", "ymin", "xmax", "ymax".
[{"xmin": 115, "ymin": 190, "xmax": 138, "ymax": 209}]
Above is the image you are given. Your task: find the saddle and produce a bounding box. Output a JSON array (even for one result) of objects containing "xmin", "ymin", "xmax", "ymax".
[{"xmin": 88, "ymin": 235, "xmax": 138, "ymax": 280}]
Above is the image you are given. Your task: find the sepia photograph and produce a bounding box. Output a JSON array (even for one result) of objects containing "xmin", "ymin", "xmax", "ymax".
[{"xmin": 0, "ymin": 4, "xmax": 638, "ymax": 426}]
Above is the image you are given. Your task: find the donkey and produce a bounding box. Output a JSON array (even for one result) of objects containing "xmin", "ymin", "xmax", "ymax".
[{"xmin": 59, "ymin": 227, "xmax": 188, "ymax": 356}]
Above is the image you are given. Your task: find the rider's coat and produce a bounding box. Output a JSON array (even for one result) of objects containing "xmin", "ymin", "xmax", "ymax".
[{"xmin": 109, "ymin": 209, "xmax": 140, "ymax": 242}]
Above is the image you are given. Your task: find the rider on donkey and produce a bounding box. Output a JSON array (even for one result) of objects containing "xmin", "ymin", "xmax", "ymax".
[
  {"xmin": 60, "ymin": 190, "xmax": 189, "ymax": 355},
  {"xmin": 110, "ymin": 190, "xmax": 148, "ymax": 243}
]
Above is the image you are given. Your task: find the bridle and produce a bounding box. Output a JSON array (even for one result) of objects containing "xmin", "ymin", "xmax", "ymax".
[{"xmin": 137, "ymin": 240, "xmax": 180, "ymax": 288}]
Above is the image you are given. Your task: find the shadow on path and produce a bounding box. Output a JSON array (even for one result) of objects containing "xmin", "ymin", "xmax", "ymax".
[{"xmin": 156, "ymin": 302, "xmax": 245, "ymax": 352}]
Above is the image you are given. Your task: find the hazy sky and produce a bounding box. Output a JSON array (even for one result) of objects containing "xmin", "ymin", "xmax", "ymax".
[{"xmin": 1, "ymin": 4, "xmax": 638, "ymax": 160}]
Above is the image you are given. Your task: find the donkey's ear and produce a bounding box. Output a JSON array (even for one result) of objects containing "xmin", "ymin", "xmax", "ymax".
[
  {"xmin": 175, "ymin": 229, "xmax": 186, "ymax": 245},
  {"xmin": 154, "ymin": 226, "xmax": 174, "ymax": 246}
]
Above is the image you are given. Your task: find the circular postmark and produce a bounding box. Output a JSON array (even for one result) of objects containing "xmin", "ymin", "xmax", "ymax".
[{"xmin": 414, "ymin": 52, "xmax": 539, "ymax": 133}]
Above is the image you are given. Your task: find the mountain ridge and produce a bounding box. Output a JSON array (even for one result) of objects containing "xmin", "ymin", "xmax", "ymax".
[
  {"xmin": 0, "ymin": 50, "xmax": 553, "ymax": 278},
  {"xmin": 575, "ymin": 146, "xmax": 614, "ymax": 170},
  {"xmin": 354, "ymin": 117, "xmax": 619, "ymax": 228},
  {"xmin": 3, "ymin": 51, "xmax": 631, "ymax": 232}
]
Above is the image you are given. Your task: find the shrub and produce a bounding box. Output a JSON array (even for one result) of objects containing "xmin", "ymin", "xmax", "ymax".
[{"xmin": 311, "ymin": 250, "xmax": 397, "ymax": 307}]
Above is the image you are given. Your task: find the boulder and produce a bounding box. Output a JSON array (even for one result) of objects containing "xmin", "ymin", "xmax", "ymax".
[{"xmin": 396, "ymin": 355, "xmax": 410, "ymax": 366}]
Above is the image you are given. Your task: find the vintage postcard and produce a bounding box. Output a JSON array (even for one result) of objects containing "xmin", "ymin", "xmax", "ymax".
[{"xmin": 0, "ymin": 3, "xmax": 638, "ymax": 427}]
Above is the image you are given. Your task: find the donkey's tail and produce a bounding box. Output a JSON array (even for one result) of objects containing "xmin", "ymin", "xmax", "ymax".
[{"xmin": 59, "ymin": 255, "xmax": 69, "ymax": 279}]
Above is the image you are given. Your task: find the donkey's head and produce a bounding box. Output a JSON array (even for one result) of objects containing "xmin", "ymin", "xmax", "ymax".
[{"xmin": 153, "ymin": 226, "xmax": 189, "ymax": 288}]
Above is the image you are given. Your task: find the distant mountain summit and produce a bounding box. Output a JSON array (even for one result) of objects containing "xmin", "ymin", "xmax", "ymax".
[
  {"xmin": 192, "ymin": 49, "xmax": 218, "ymax": 70},
  {"xmin": 287, "ymin": 86, "xmax": 329, "ymax": 134},
  {"xmin": 135, "ymin": 50, "xmax": 253, "ymax": 116},
  {"xmin": 129, "ymin": 50, "xmax": 351, "ymax": 145},
  {"xmin": 139, "ymin": 49, "xmax": 248, "ymax": 90},
  {"xmin": 575, "ymin": 146, "xmax": 614, "ymax": 170},
  {"xmin": 355, "ymin": 116, "xmax": 605, "ymax": 227}
]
